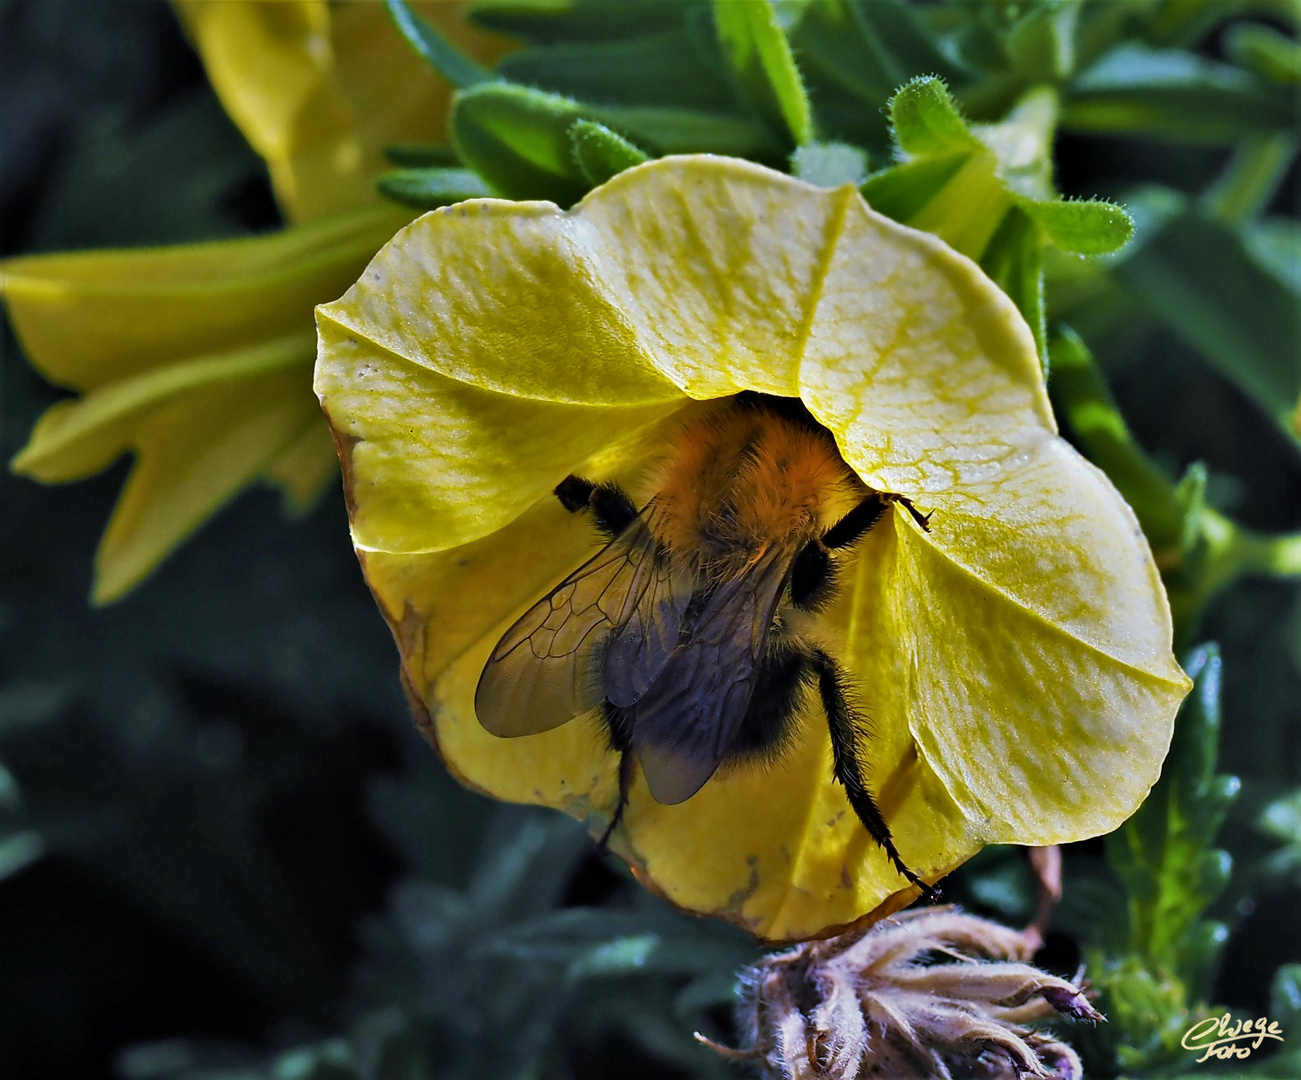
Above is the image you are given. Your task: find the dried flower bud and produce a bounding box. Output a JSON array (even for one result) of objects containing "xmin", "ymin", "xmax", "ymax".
[{"xmin": 718, "ymin": 906, "xmax": 1101, "ymax": 1079}]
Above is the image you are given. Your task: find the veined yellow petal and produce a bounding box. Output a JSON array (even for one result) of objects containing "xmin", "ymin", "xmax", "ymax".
[
  {"xmin": 872, "ymin": 443, "xmax": 1189, "ymax": 843},
  {"xmin": 11, "ymin": 332, "xmax": 313, "ymax": 483},
  {"xmin": 795, "ymin": 185, "xmax": 1054, "ymax": 497},
  {"xmin": 93, "ymin": 369, "xmax": 320, "ymax": 604},
  {"xmin": 318, "ymin": 200, "xmax": 687, "ymax": 405},
  {"xmin": 316, "ymin": 156, "xmax": 1189, "ymax": 939},
  {"xmin": 315, "ymin": 313, "xmax": 683, "ymax": 554},
  {"xmin": 0, "ymin": 205, "xmax": 406, "ymax": 391}
]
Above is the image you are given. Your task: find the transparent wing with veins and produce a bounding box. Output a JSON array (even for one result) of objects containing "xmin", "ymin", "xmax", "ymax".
[
  {"xmin": 632, "ymin": 548, "xmax": 792, "ymax": 805},
  {"xmin": 475, "ymin": 512, "xmax": 692, "ymax": 737}
]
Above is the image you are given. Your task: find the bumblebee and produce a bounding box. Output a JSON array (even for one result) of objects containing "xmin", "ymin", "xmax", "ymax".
[{"xmin": 475, "ymin": 393, "xmax": 936, "ymax": 897}]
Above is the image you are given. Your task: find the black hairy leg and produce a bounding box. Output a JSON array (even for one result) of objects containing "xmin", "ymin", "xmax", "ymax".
[
  {"xmin": 554, "ymin": 475, "xmax": 639, "ymax": 539},
  {"xmin": 809, "ymin": 647, "xmax": 940, "ymax": 901},
  {"xmin": 597, "ymin": 701, "xmax": 635, "ymax": 852},
  {"xmin": 791, "ymin": 492, "xmax": 933, "ymax": 611}
]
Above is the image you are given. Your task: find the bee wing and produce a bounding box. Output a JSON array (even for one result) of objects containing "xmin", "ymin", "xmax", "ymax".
[
  {"xmin": 631, "ymin": 550, "xmax": 791, "ymax": 805},
  {"xmin": 475, "ymin": 516, "xmax": 689, "ymax": 738}
]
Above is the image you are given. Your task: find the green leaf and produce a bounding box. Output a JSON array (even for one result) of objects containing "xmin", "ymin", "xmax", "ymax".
[
  {"xmin": 1106, "ymin": 643, "xmax": 1239, "ymax": 992},
  {"xmin": 1064, "ymin": 44, "xmax": 1295, "ymax": 143},
  {"xmin": 496, "ymin": 28, "xmax": 738, "ymax": 110},
  {"xmin": 376, "ymin": 167, "xmax": 494, "ymax": 209},
  {"xmin": 713, "ymin": 0, "xmax": 814, "ymax": 145},
  {"xmin": 452, "ymin": 82, "xmax": 780, "ymax": 204},
  {"xmin": 383, "ymin": 143, "xmax": 460, "ymax": 168},
  {"xmin": 479, "ymin": 907, "xmax": 754, "ymax": 984},
  {"xmin": 859, "ymin": 152, "xmax": 970, "ymax": 223},
  {"xmin": 452, "ymin": 83, "xmax": 598, "ymax": 204},
  {"xmin": 1114, "ymin": 207, "xmax": 1301, "ymax": 441},
  {"xmin": 385, "ymin": 0, "xmax": 493, "ymax": 89},
  {"xmin": 468, "ymin": 0, "xmax": 690, "ymax": 44},
  {"xmin": 1226, "ymin": 23, "xmax": 1301, "ymax": 85},
  {"xmin": 981, "ymin": 208, "xmax": 1046, "ymax": 370},
  {"xmin": 1019, "ymin": 197, "xmax": 1134, "ymax": 255},
  {"xmin": 790, "ymin": 140, "xmax": 868, "ymax": 187},
  {"xmin": 888, "ymin": 75, "xmax": 982, "ymax": 156},
  {"xmin": 1004, "ymin": 0, "xmax": 1082, "ymax": 82},
  {"xmin": 1047, "ymin": 329, "xmax": 1184, "ymax": 552},
  {"xmin": 568, "ymin": 120, "xmax": 649, "ymax": 187}
]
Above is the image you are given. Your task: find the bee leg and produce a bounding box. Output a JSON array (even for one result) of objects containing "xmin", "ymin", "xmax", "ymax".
[
  {"xmin": 821, "ymin": 493, "xmax": 890, "ymax": 550},
  {"xmin": 597, "ymin": 751, "xmax": 635, "ymax": 853},
  {"xmin": 809, "ymin": 647, "xmax": 941, "ymax": 902},
  {"xmin": 554, "ymin": 475, "xmax": 639, "ymax": 539},
  {"xmin": 820, "ymin": 491, "xmax": 931, "ymax": 554},
  {"xmin": 597, "ymin": 700, "xmax": 635, "ymax": 852},
  {"xmin": 882, "ymin": 492, "xmax": 933, "ymax": 533}
]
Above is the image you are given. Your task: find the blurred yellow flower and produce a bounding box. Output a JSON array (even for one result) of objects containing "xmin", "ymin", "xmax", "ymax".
[
  {"xmin": 314, "ymin": 156, "xmax": 1192, "ymax": 941},
  {"xmin": 5, "ymin": 1, "xmax": 506, "ymax": 602},
  {"xmin": 174, "ymin": 0, "xmax": 509, "ymax": 224}
]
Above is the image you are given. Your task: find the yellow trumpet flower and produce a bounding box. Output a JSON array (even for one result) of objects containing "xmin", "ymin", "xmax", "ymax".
[
  {"xmin": 5, "ymin": 1, "xmax": 506, "ymax": 603},
  {"xmin": 314, "ymin": 156, "xmax": 1191, "ymax": 941}
]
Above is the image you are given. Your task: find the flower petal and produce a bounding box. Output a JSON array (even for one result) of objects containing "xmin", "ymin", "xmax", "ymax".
[
  {"xmin": 1, "ymin": 205, "xmax": 406, "ymax": 391},
  {"xmin": 11, "ymin": 332, "xmax": 312, "ymax": 483},
  {"xmin": 263, "ymin": 412, "xmax": 339, "ymax": 513},
  {"xmin": 93, "ymin": 370, "xmax": 320, "ymax": 603},
  {"xmin": 316, "ymin": 155, "xmax": 1188, "ymax": 939},
  {"xmin": 314, "ymin": 319, "xmax": 683, "ymax": 553},
  {"xmin": 854, "ymin": 442, "xmax": 1190, "ymax": 843}
]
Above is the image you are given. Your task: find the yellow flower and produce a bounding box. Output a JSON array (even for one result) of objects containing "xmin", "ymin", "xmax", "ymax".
[
  {"xmin": 5, "ymin": 1, "xmax": 505, "ymax": 602},
  {"xmin": 314, "ymin": 156, "xmax": 1191, "ymax": 942},
  {"xmin": 174, "ymin": 0, "xmax": 509, "ymax": 224}
]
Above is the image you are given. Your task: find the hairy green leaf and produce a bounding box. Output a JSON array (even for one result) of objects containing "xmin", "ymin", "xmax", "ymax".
[
  {"xmin": 1019, "ymin": 197, "xmax": 1134, "ymax": 255},
  {"xmin": 569, "ymin": 120, "xmax": 650, "ymax": 187},
  {"xmin": 497, "ymin": 28, "xmax": 737, "ymax": 110},
  {"xmin": 889, "ymin": 75, "xmax": 982, "ymax": 156},
  {"xmin": 383, "ymin": 143, "xmax": 461, "ymax": 168},
  {"xmin": 713, "ymin": 0, "xmax": 814, "ymax": 145},
  {"xmin": 981, "ymin": 208, "xmax": 1047, "ymax": 369}
]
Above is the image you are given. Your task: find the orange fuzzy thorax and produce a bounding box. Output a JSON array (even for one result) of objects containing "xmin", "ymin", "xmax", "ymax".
[{"xmin": 652, "ymin": 401, "xmax": 864, "ymax": 574}]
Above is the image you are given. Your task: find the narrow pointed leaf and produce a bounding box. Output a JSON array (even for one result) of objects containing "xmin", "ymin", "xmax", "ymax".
[
  {"xmin": 1047, "ymin": 329, "xmax": 1184, "ymax": 551},
  {"xmin": 1115, "ymin": 208, "xmax": 1301, "ymax": 439},
  {"xmin": 386, "ymin": 0, "xmax": 493, "ymax": 88},
  {"xmin": 377, "ymin": 167, "xmax": 494, "ymax": 209},
  {"xmin": 497, "ymin": 29, "xmax": 737, "ymax": 110},
  {"xmin": 452, "ymin": 82, "xmax": 778, "ymax": 203},
  {"xmin": 1226, "ymin": 23, "xmax": 1301, "ymax": 85},
  {"xmin": 1064, "ymin": 44, "xmax": 1295, "ymax": 143},
  {"xmin": 713, "ymin": 0, "xmax": 814, "ymax": 146}
]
